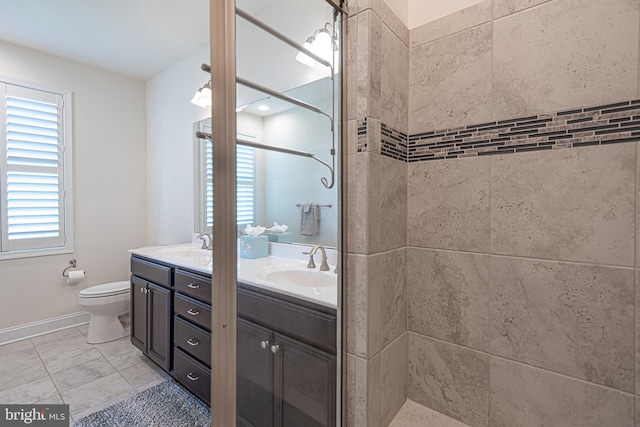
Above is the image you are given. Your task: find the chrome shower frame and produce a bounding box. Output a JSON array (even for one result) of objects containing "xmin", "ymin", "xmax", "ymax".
[{"xmin": 210, "ymin": 1, "xmax": 347, "ymax": 426}]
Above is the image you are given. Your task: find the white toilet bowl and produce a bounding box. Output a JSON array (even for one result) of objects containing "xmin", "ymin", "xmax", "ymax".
[{"xmin": 79, "ymin": 281, "xmax": 130, "ymax": 344}]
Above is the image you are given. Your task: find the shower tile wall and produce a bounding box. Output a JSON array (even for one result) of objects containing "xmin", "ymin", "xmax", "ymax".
[
  {"xmin": 403, "ymin": 0, "xmax": 640, "ymax": 426},
  {"xmin": 345, "ymin": 0, "xmax": 409, "ymax": 426}
]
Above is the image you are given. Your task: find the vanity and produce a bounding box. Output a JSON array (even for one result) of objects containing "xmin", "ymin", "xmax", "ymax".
[{"xmin": 128, "ymin": 243, "xmax": 338, "ymax": 426}]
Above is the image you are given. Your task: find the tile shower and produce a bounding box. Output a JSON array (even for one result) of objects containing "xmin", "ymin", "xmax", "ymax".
[{"xmin": 346, "ymin": 0, "xmax": 640, "ymax": 426}]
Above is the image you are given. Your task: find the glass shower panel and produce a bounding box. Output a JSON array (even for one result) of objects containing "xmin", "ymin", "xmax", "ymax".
[{"xmin": 234, "ymin": 0, "xmax": 343, "ymax": 425}]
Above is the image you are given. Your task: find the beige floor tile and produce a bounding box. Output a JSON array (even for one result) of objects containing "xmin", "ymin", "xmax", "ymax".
[
  {"xmin": 36, "ymin": 391, "xmax": 65, "ymax": 405},
  {"xmin": 95, "ymin": 337, "xmax": 145, "ymax": 370},
  {"xmin": 51, "ymin": 357, "xmax": 116, "ymax": 392},
  {"xmin": 39, "ymin": 347, "xmax": 104, "ymax": 375},
  {"xmin": 119, "ymin": 359, "xmax": 170, "ymax": 390},
  {"xmin": 34, "ymin": 334, "xmax": 94, "ymax": 360},
  {"xmin": 389, "ymin": 399, "xmax": 469, "ymax": 427},
  {"xmin": 61, "ymin": 372, "xmax": 135, "ymax": 418},
  {"xmin": 0, "ymin": 347, "xmax": 49, "ymax": 391},
  {"xmin": 31, "ymin": 328, "xmax": 83, "ymax": 347},
  {"xmin": 0, "ymin": 339, "xmax": 34, "ymax": 356},
  {"xmin": 0, "ymin": 375, "xmax": 59, "ymax": 405},
  {"xmin": 76, "ymin": 324, "xmax": 89, "ymax": 337}
]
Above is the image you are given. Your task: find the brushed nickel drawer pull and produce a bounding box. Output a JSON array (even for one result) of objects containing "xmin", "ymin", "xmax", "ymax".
[
  {"xmin": 187, "ymin": 308, "xmax": 200, "ymax": 316},
  {"xmin": 187, "ymin": 373, "xmax": 199, "ymax": 381},
  {"xmin": 187, "ymin": 283, "xmax": 200, "ymax": 289},
  {"xmin": 187, "ymin": 338, "xmax": 200, "ymax": 346}
]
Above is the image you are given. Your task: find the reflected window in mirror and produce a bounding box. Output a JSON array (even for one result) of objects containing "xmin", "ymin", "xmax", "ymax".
[{"xmin": 194, "ymin": 120, "xmax": 257, "ymax": 232}]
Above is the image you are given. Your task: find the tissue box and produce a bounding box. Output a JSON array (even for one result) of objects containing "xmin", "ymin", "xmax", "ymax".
[
  {"xmin": 267, "ymin": 232, "xmax": 293, "ymax": 243},
  {"xmin": 239, "ymin": 235, "xmax": 269, "ymax": 259}
]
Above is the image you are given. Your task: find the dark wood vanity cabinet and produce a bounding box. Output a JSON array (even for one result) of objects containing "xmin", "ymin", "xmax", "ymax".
[
  {"xmin": 172, "ymin": 268, "xmax": 212, "ymax": 405},
  {"xmin": 130, "ymin": 255, "xmax": 212, "ymax": 405},
  {"xmin": 237, "ymin": 283, "xmax": 337, "ymax": 427},
  {"xmin": 130, "ymin": 254, "xmax": 338, "ymax": 422},
  {"xmin": 130, "ymin": 257, "xmax": 172, "ymax": 371}
]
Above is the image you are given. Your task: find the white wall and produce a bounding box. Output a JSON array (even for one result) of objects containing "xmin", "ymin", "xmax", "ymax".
[
  {"xmin": 260, "ymin": 104, "xmax": 338, "ymax": 247},
  {"xmin": 0, "ymin": 40, "xmax": 147, "ymax": 330},
  {"xmin": 383, "ymin": 0, "xmax": 487, "ymax": 29},
  {"xmin": 145, "ymin": 43, "xmax": 211, "ymax": 244}
]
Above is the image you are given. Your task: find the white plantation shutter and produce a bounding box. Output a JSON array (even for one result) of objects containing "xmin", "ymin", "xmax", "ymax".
[
  {"xmin": 0, "ymin": 81, "xmax": 73, "ymax": 256},
  {"xmin": 236, "ymin": 145, "xmax": 255, "ymax": 225},
  {"xmin": 201, "ymin": 134, "xmax": 255, "ymax": 228},
  {"xmin": 205, "ymin": 136, "xmax": 214, "ymax": 228}
]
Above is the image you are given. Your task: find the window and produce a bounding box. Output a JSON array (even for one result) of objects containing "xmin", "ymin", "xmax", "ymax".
[
  {"xmin": 0, "ymin": 79, "xmax": 73, "ymax": 259},
  {"xmin": 195, "ymin": 122, "xmax": 256, "ymax": 230},
  {"xmin": 235, "ymin": 142, "xmax": 256, "ymax": 226}
]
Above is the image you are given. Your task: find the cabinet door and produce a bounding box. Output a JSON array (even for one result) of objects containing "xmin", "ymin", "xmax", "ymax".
[
  {"xmin": 147, "ymin": 282, "xmax": 172, "ymax": 371},
  {"xmin": 130, "ymin": 277, "xmax": 147, "ymax": 353},
  {"xmin": 273, "ymin": 333, "xmax": 336, "ymax": 427},
  {"xmin": 237, "ymin": 318, "xmax": 274, "ymax": 427}
]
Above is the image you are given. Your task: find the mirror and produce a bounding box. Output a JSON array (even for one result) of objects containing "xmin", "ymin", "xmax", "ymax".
[
  {"xmin": 194, "ymin": 0, "xmax": 339, "ymax": 248},
  {"xmin": 194, "ymin": 77, "xmax": 338, "ymax": 248}
]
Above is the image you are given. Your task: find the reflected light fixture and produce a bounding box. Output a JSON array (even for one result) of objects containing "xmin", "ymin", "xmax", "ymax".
[
  {"xmin": 257, "ymin": 104, "xmax": 270, "ymax": 111},
  {"xmin": 191, "ymin": 80, "xmax": 212, "ymax": 108},
  {"xmin": 295, "ymin": 22, "xmax": 338, "ymax": 68}
]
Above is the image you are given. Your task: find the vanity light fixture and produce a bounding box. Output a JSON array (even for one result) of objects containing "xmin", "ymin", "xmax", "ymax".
[
  {"xmin": 295, "ymin": 22, "xmax": 338, "ymax": 68},
  {"xmin": 191, "ymin": 80, "xmax": 212, "ymax": 108},
  {"xmin": 236, "ymin": 105, "xmax": 248, "ymax": 113}
]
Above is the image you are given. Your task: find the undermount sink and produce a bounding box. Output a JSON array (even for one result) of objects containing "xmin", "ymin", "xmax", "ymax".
[
  {"xmin": 155, "ymin": 246, "xmax": 211, "ymax": 258},
  {"xmin": 263, "ymin": 269, "xmax": 336, "ymax": 288}
]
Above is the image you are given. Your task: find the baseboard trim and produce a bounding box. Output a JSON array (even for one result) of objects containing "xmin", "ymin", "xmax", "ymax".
[{"xmin": 0, "ymin": 311, "xmax": 90, "ymax": 345}]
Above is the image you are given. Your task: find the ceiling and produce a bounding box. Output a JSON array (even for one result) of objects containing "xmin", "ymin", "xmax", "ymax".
[
  {"xmin": 0, "ymin": 0, "xmax": 336, "ymax": 116},
  {"xmin": 0, "ymin": 0, "xmax": 210, "ymax": 81}
]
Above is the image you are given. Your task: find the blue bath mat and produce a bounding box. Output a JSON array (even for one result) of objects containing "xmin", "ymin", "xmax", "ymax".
[{"xmin": 73, "ymin": 380, "xmax": 211, "ymax": 427}]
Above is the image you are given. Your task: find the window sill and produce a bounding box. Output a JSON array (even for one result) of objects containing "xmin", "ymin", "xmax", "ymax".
[{"xmin": 0, "ymin": 247, "xmax": 73, "ymax": 261}]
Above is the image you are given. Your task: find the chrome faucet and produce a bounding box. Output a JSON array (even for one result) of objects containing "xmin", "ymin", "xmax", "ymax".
[
  {"xmin": 303, "ymin": 245, "xmax": 330, "ymax": 271},
  {"xmin": 197, "ymin": 232, "xmax": 212, "ymax": 250}
]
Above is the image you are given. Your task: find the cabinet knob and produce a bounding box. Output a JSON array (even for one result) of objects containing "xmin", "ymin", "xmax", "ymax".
[
  {"xmin": 187, "ymin": 308, "xmax": 200, "ymax": 316},
  {"xmin": 187, "ymin": 283, "xmax": 200, "ymax": 289},
  {"xmin": 187, "ymin": 373, "xmax": 199, "ymax": 381},
  {"xmin": 260, "ymin": 340, "xmax": 269, "ymax": 349},
  {"xmin": 271, "ymin": 344, "xmax": 280, "ymax": 354},
  {"xmin": 187, "ymin": 338, "xmax": 199, "ymax": 347}
]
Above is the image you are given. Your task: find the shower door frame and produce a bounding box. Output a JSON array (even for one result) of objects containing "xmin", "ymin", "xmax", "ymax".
[{"xmin": 210, "ymin": 1, "xmax": 347, "ymax": 426}]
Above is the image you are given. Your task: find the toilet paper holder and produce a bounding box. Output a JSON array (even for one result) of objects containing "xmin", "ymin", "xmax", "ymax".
[{"xmin": 62, "ymin": 259, "xmax": 77, "ymax": 278}]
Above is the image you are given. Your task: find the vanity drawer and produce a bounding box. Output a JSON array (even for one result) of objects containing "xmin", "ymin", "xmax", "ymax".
[
  {"xmin": 173, "ymin": 348, "xmax": 211, "ymax": 404},
  {"xmin": 174, "ymin": 316, "xmax": 211, "ymax": 367},
  {"xmin": 175, "ymin": 269, "xmax": 211, "ymax": 304},
  {"xmin": 131, "ymin": 257, "xmax": 172, "ymax": 288},
  {"xmin": 175, "ymin": 293, "xmax": 211, "ymax": 331},
  {"xmin": 238, "ymin": 285, "xmax": 336, "ymax": 354}
]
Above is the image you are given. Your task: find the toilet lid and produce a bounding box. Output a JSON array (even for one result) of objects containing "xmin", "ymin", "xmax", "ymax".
[{"xmin": 80, "ymin": 281, "xmax": 130, "ymax": 298}]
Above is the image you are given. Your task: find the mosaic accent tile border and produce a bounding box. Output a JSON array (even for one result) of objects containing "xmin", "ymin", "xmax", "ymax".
[
  {"xmin": 357, "ymin": 117, "xmax": 368, "ymax": 152},
  {"xmin": 381, "ymin": 123, "xmax": 408, "ymax": 161},
  {"xmin": 359, "ymin": 99, "xmax": 640, "ymax": 162},
  {"xmin": 408, "ymin": 100, "xmax": 640, "ymax": 162}
]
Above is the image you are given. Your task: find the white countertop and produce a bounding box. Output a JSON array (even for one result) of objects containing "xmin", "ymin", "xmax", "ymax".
[{"xmin": 129, "ymin": 242, "xmax": 338, "ymax": 309}]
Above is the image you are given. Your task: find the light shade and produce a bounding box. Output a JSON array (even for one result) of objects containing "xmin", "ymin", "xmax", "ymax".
[
  {"xmin": 294, "ymin": 24, "xmax": 338, "ymax": 70},
  {"xmin": 295, "ymin": 41, "xmax": 316, "ymax": 68},
  {"xmin": 191, "ymin": 81, "xmax": 212, "ymax": 108}
]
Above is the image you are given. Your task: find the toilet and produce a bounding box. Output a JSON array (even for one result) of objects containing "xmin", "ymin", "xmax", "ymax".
[{"xmin": 79, "ymin": 281, "xmax": 130, "ymax": 344}]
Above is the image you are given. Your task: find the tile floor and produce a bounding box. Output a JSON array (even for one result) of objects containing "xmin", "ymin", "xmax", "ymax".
[
  {"xmin": 389, "ymin": 399, "xmax": 470, "ymax": 427},
  {"xmin": 0, "ymin": 324, "xmax": 170, "ymax": 426},
  {"xmin": 0, "ymin": 326, "xmax": 470, "ymax": 427}
]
